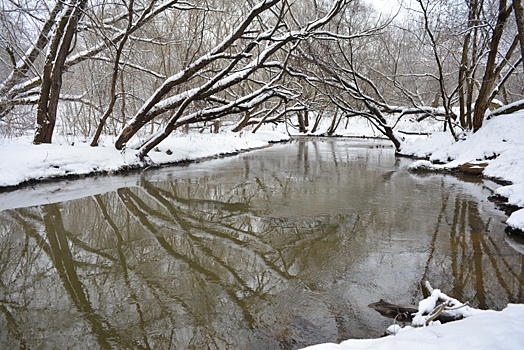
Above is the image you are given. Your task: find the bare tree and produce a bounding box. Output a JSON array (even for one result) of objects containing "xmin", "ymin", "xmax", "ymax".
[
  {"xmin": 513, "ymin": 0, "xmax": 524, "ymax": 72},
  {"xmin": 34, "ymin": 0, "xmax": 88, "ymax": 144},
  {"xmin": 90, "ymin": 0, "xmax": 194, "ymax": 146},
  {"xmin": 113, "ymin": 0, "xmax": 351, "ymax": 159},
  {"xmin": 471, "ymin": 0, "xmax": 514, "ymax": 131}
]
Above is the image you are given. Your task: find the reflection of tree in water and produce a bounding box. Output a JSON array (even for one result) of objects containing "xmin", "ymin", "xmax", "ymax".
[
  {"xmin": 0, "ymin": 177, "xmax": 350, "ymax": 348},
  {"xmin": 421, "ymin": 185, "xmax": 524, "ymax": 309},
  {"xmin": 2, "ymin": 205, "xmax": 146, "ymax": 349}
]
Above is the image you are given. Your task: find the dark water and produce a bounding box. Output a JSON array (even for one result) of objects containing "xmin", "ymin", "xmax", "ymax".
[{"xmin": 0, "ymin": 139, "xmax": 523, "ymax": 349}]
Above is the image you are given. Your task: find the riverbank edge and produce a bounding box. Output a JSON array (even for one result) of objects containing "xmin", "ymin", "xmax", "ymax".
[
  {"xmin": 0, "ymin": 142, "xmax": 281, "ymax": 193},
  {"xmin": 0, "ymin": 134, "xmax": 391, "ymax": 192},
  {"xmin": 397, "ymin": 151, "xmax": 524, "ymax": 236},
  {"xmin": 2, "ymin": 136, "xmax": 522, "ymax": 236}
]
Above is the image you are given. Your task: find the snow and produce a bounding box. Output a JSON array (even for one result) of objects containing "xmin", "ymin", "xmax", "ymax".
[
  {"xmin": 0, "ymin": 130, "xmax": 288, "ymax": 189},
  {"xmin": 303, "ymin": 304, "xmax": 524, "ymax": 350},
  {"xmin": 303, "ymin": 286, "xmax": 524, "ymax": 350},
  {"xmin": 411, "ymin": 290, "xmax": 438, "ymax": 325},
  {"xmin": 507, "ymin": 210, "xmax": 524, "ymax": 231}
]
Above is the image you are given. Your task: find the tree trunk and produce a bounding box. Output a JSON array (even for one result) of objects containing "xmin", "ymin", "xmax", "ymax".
[
  {"xmin": 0, "ymin": 1, "xmax": 65, "ymax": 97},
  {"xmin": 34, "ymin": 0, "xmax": 86, "ymax": 144},
  {"xmin": 327, "ymin": 109, "xmax": 339, "ymax": 136},
  {"xmin": 472, "ymin": 0, "xmax": 512, "ymax": 132},
  {"xmin": 459, "ymin": 0, "xmax": 478, "ymax": 129},
  {"xmin": 297, "ymin": 110, "xmax": 307, "ymax": 133},
  {"xmin": 91, "ymin": 0, "xmax": 134, "ymax": 147},
  {"xmin": 310, "ymin": 111, "xmax": 323, "ymax": 134},
  {"xmin": 366, "ymin": 102, "xmax": 402, "ymax": 151},
  {"xmin": 232, "ymin": 112, "xmax": 251, "ymax": 132},
  {"xmin": 514, "ymin": 0, "xmax": 524, "ymax": 72}
]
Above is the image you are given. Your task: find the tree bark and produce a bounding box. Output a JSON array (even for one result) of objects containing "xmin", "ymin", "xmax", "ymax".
[
  {"xmin": 472, "ymin": 0, "xmax": 512, "ymax": 132},
  {"xmin": 34, "ymin": 0, "xmax": 87, "ymax": 144},
  {"xmin": 514, "ymin": 0, "xmax": 524, "ymax": 72},
  {"xmin": 91, "ymin": 0, "xmax": 135, "ymax": 147},
  {"xmin": 459, "ymin": 0, "xmax": 479, "ymax": 129},
  {"xmin": 0, "ymin": 1, "xmax": 65, "ymax": 97}
]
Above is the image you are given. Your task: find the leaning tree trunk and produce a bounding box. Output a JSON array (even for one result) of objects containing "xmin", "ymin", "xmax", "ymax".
[
  {"xmin": 514, "ymin": 0, "xmax": 524, "ymax": 73},
  {"xmin": 472, "ymin": 0, "xmax": 512, "ymax": 132},
  {"xmin": 34, "ymin": 0, "xmax": 86, "ymax": 144},
  {"xmin": 91, "ymin": 0, "xmax": 134, "ymax": 147}
]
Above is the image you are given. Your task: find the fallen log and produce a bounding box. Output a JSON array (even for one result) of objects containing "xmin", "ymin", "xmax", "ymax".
[
  {"xmin": 369, "ymin": 288, "xmax": 464, "ymax": 325},
  {"xmin": 368, "ymin": 300, "xmax": 418, "ymax": 322},
  {"xmin": 369, "ymin": 299, "xmax": 463, "ymax": 324}
]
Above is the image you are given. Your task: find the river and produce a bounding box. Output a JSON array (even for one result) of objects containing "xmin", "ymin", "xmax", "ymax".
[{"xmin": 0, "ymin": 139, "xmax": 523, "ymax": 349}]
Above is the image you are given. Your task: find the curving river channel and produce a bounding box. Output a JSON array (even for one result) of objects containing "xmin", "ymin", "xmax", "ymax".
[{"xmin": 1, "ymin": 139, "xmax": 523, "ymax": 349}]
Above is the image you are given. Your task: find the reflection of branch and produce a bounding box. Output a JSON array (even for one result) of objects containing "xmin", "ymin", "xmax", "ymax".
[
  {"xmin": 41, "ymin": 203, "xmax": 146, "ymax": 350},
  {"xmin": 129, "ymin": 185, "xmax": 268, "ymax": 292},
  {"xmin": 92, "ymin": 194, "xmax": 153, "ymax": 348},
  {"xmin": 422, "ymin": 187, "xmax": 449, "ymax": 282},
  {"xmin": 0, "ymin": 304, "xmax": 27, "ymax": 349},
  {"xmin": 116, "ymin": 187, "xmax": 257, "ymax": 326},
  {"xmin": 143, "ymin": 182, "xmax": 294, "ymax": 280},
  {"xmin": 479, "ymin": 231, "xmax": 516, "ymax": 300}
]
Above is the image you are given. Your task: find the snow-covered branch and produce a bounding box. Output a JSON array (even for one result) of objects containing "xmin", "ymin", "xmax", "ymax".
[{"xmin": 114, "ymin": 0, "xmax": 351, "ymax": 155}]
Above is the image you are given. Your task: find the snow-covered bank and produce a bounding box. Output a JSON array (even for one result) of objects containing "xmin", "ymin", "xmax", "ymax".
[
  {"xmin": 303, "ymin": 280, "xmax": 524, "ymax": 350},
  {"xmin": 402, "ymin": 111, "xmax": 524, "ymax": 233},
  {"xmin": 0, "ymin": 130, "xmax": 289, "ymax": 189},
  {"xmin": 304, "ymin": 303, "xmax": 524, "ymax": 350}
]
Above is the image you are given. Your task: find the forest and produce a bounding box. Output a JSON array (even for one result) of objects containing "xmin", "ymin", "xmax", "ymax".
[{"xmin": 1, "ymin": 0, "xmax": 523, "ymax": 157}]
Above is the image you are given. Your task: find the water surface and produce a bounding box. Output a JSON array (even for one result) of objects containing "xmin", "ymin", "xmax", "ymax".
[{"xmin": 1, "ymin": 139, "xmax": 523, "ymax": 349}]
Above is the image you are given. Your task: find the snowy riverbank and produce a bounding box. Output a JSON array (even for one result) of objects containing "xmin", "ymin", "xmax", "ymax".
[
  {"xmin": 304, "ymin": 302, "xmax": 524, "ymax": 350},
  {"xmin": 0, "ymin": 130, "xmax": 290, "ymax": 189}
]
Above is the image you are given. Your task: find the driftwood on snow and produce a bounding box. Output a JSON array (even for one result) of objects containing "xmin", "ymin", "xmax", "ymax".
[
  {"xmin": 368, "ymin": 299, "xmax": 463, "ymax": 324},
  {"xmin": 368, "ymin": 282, "xmax": 464, "ymax": 324}
]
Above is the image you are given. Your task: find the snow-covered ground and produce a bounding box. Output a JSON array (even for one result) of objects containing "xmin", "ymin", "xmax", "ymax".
[
  {"xmin": 1, "ymin": 111, "xmax": 524, "ymax": 349},
  {"xmin": 0, "ymin": 130, "xmax": 289, "ymax": 188},
  {"xmin": 304, "ymin": 302, "xmax": 524, "ymax": 350}
]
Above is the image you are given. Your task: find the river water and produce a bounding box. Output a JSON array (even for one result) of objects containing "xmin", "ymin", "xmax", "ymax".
[{"xmin": 0, "ymin": 139, "xmax": 523, "ymax": 349}]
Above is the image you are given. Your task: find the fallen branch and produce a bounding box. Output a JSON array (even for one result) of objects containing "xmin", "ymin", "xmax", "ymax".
[
  {"xmin": 369, "ymin": 281, "xmax": 471, "ymax": 327},
  {"xmin": 368, "ymin": 300, "xmax": 418, "ymax": 322}
]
